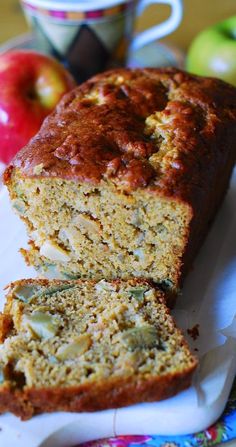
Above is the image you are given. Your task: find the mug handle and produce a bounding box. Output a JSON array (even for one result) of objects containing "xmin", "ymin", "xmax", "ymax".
[{"xmin": 130, "ymin": 0, "xmax": 183, "ymax": 51}]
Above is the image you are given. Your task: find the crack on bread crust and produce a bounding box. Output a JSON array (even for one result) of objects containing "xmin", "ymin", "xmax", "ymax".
[
  {"xmin": 4, "ymin": 68, "xmax": 236, "ymax": 298},
  {"xmin": 6, "ymin": 68, "xmax": 236, "ymax": 194}
]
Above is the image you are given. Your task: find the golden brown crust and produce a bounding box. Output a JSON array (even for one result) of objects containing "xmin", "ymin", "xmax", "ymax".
[
  {"xmin": 4, "ymin": 68, "xmax": 236, "ymax": 202},
  {"xmin": 180, "ymin": 138, "xmax": 236, "ymax": 283},
  {"xmin": 0, "ymin": 314, "xmax": 13, "ymax": 343},
  {"xmin": 0, "ymin": 368, "xmax": 197, "ymax": 420}
]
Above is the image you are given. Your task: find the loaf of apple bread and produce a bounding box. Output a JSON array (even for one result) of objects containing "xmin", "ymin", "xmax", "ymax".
[
  {"xmin": 4, "ymin": 68, "xmax": 236, "ymax": 302},
  {"xmin": 0, "ymin": 278, "xmax": 197, "ymax": 419}
]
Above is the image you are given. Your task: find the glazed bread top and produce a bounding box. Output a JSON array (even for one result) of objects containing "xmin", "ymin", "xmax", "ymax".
[{"xmin": 5, "ymin": 68, "xmax": 236, "ymax": 198}]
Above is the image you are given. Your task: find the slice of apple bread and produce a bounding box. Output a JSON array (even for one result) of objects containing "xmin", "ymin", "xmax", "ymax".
[{"xmin": 0, "ymin": 278, "xmax": 197, "ymax": 419}]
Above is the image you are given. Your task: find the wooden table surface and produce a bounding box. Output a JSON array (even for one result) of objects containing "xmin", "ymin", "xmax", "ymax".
[{"xmin": 1, "ymin": 0, "xmax": 236, "ymax": 50}]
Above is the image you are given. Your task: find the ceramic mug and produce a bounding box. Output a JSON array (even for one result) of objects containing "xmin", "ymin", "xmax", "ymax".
[{"xmin": 20, "ymin": 0, "xmax": 183, "ymax": 81}]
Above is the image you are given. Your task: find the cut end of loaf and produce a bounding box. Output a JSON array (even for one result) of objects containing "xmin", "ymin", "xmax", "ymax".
[{"xmin": 7, "ymin": 171, "xmax": 193, "ymax": 298}]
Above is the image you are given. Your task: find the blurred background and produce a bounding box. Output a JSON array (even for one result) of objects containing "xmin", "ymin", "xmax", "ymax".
[{"xmin": 1, "ymin": 0, "xmax": 236, "ymax": 50}]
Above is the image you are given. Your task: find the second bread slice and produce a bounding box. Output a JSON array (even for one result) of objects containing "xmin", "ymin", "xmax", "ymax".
[{"xmin": 0, "ymin": 278, "xmax": 197, "ymax": 419}]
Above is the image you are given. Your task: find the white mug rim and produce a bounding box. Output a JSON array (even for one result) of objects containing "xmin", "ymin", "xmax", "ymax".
[{"xmin": 21, "ymin": 0, "xmax": 131, "ymax": 12}]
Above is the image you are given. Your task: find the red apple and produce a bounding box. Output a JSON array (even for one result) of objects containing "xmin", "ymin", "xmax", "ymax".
[{"xmin": 0, "ymin": 50, "xmax": 76, "ymax": 164}]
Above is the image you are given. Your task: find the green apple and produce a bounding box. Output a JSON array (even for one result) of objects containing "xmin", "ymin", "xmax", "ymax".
[{"xmin": 186, "ymin": 16, "xmax": 236, "ymax": 86}]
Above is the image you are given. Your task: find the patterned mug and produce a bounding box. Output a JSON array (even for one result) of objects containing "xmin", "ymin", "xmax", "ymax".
[{"xmin": 20, "ymin": 0, "xmax": 183, "ymax": 81}]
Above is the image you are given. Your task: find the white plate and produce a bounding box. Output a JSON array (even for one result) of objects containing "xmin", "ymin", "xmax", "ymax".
[{"xmin": 0, "ymin": 169, "xmax": 236, "ymax": 446}]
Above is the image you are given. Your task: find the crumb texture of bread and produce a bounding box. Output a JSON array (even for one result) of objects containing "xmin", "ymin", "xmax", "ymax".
[
  {"xmin": 4, "ymin": 68, "xmax": 236, "ymax": 296},
  {"xmin": 0, "ymin": 278, "xmax": 197, "ymax": 419},
  {"xmin": 10, "ymin": 174, "xmax": 191, "ymax": 293}
]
